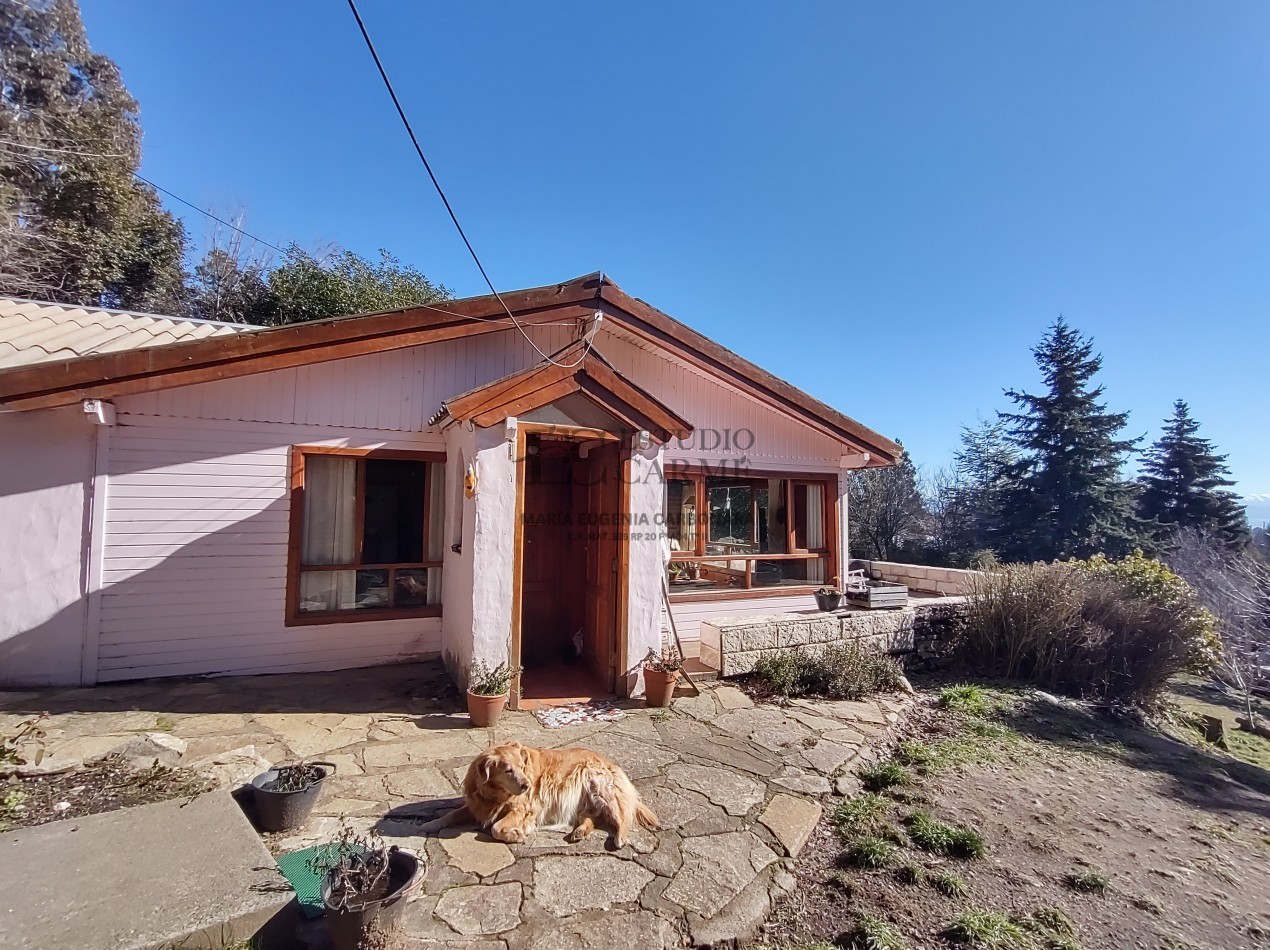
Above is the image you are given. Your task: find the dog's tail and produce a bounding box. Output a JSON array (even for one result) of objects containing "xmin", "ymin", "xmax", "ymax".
[{"xmin": 635, "ymin": 801, "xmax": 659, "ymax": 830}]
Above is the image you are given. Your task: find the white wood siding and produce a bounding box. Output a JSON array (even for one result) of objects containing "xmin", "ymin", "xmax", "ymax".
[
  {"xmin": 97, "ymin": 325, "xmax": 853, "ymax": 681},
  {"xmin": 96, "ymin": 412, "xmax": 444, "ymax": 681}
]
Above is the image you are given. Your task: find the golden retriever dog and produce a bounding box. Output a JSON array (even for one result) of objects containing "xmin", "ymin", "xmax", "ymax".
[{"xmin": 424, "ymin": 741, "xmax": 658, "ymax": 847}]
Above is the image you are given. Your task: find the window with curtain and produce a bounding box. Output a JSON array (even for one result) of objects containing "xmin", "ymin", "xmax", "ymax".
[
  {"xmin": 663, "ymin": 470, "xmax": 833, "ymax": 595},
  {"xmin": 289, "ymin": 449, "xmax": 445, "ymax": 622}
]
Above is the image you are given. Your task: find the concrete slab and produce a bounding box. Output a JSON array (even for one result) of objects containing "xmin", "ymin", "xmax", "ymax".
[{"xmin": 0, "ymin": 792, "xmax": 295, "ymax": 949}]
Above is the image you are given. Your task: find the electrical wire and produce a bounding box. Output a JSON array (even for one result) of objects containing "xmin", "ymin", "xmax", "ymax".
[
  {"xmin": 132, "ymin": 173, "xmax": 288, "ymax": 254},
  {"xmin": 343, "ymin": 0, "xmax": 597, "ymax": 368}
]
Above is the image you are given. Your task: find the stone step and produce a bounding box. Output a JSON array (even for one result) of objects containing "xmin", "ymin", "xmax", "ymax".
[{"xmin": 0, "ymin": 792, "xmax": 296, "ymax": 949}]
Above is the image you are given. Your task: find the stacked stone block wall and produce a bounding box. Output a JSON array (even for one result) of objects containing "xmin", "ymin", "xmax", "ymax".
[
  {"xmin": 701, "ymin": 601, "xmax": 964, "ymax": 677},
  {"xmin": 852, "ymin": 559, "xmax": 981, "ymax": 596}
]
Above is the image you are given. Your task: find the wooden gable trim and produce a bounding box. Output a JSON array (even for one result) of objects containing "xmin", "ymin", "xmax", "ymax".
[{"xmin": 442, "ymin": 344, "xmax": 693, "ymax": 445}]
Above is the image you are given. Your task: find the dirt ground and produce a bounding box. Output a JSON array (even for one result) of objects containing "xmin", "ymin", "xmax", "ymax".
[
  {"xmin": 1, "ymin": 755, "xmax": 213, "ymax": 831},
  {"xmin": 757, "ymin": 687, "xmax": 1270, "ymax": 950}
]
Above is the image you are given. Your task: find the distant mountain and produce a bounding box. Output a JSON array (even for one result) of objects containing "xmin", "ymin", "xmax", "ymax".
[{"xmin": 1244, "ymin": 493, "xmax": 1270, "ymax": 530}]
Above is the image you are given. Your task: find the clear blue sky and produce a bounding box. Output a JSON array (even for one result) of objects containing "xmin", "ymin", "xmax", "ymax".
[{"xmin": 82, "ymin": 1, "xmax": 1270, "ymax": 503}]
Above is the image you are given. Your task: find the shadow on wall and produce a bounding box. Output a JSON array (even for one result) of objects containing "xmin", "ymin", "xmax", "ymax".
[{"xmin": 0, "ymin": 411, "xmax": 438, "ymax": 699}]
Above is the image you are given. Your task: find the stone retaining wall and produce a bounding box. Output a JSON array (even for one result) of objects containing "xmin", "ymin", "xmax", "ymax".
[
  {"xmin": 852, "ymin": 559, "xmax": 981, "ymax": 596},
  {"xmin": 700, "ymin": 601, "xmax": 964, "ymax": 678}
]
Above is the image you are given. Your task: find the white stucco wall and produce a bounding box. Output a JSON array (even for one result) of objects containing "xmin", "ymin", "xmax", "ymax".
[
  {"xmin": 0, "ymin": 407, "xmax": 94, "ymax": 686},
  {"xmin": 443, "ymin": 422, "xmax": 517, "ymax": 686},
  {"xmin": 625, "ymin": 445, "xmax": 666, "ymax": 695}
]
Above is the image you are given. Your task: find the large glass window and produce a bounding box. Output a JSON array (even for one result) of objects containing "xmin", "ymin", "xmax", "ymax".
[
  {"xmin": 664, "ymin": 471, "xmax": 832, "ymax": 594},
  {"xmin": 289, "ymin": 449, "xmax": 445, "ymax": 622}
]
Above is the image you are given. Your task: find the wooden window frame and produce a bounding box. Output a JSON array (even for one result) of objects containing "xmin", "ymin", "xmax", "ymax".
[
  {"xmin": 664, "ymin": 465, "xmax": 839, "ymax": 603},
  {"xmin": 286, "ymin": 446, "xmax": 446, "ymax": 626}
]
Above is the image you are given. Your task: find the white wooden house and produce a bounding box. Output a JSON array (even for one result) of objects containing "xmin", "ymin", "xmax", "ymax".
[{"xmin": 0, "ymin": 274, "xmax": 900, "ymax": 701}]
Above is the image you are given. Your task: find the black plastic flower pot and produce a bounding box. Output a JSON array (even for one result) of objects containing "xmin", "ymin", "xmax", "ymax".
[
  {"xmin": 249, "ymin": 761, "xmax": 335, "ymax": 832},
  {"xmin": 814, "ymin": 590, "xmax": 843, "ymax": 612},
  {"xmin": 322, "ymin": 848, "xmax": 424, "ymax": 950}
]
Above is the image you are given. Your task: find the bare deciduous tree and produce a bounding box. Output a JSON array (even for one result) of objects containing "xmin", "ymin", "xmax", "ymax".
[{"xmin": 1167, "ymin": 527, "xmax": 1270, "ymax": 736}]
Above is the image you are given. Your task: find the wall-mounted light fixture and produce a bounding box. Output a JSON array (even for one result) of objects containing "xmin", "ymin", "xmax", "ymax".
[
  {"xmin": 82, "ymin": 399, "xmax": 116, "ymax": 426},
  {"xmin": 635, "ymin": 429, "xmax": 651, "ymax": 451}
]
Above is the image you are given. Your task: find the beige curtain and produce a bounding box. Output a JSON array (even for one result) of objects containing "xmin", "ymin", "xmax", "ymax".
[
  {"xmin": 426, "ymin": 461, "xmax": 445, "ymax": 605},
  {"xmin": 300, "ymin": 455, "xmax": 358, "ymax": 611},
  {"xmin": 805, "ymin": 482, "xmax": 826, "ymax": 583}
]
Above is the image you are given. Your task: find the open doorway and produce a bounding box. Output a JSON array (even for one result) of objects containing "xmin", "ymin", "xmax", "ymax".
[{"xmin": 516, "ymin": 432, "xmax": 624, "ymax": 707}]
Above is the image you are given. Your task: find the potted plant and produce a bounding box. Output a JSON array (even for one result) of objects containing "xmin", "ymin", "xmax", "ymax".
[
  {"xmin": 466, "ymin": 659, "xmax": 516, "ymax": 727},
  {"xmin": 814, "ymin": 577, "xmax": 843, "ymax": 612},
  {"xmin": 313, "ymin": 826, "xmax": 426, "ymax": 950},
  {"xmin": 249, "ymin": 760, "xmax": 335, "ymax": 832},
  {"xmin": 642, "ymin": 646, "xmax": 684, "ymax": 707}
]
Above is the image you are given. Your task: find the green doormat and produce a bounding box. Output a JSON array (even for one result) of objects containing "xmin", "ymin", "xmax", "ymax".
[{"xmin": 275, "ymin": 843, "xmax": 366, "ymax": 919}]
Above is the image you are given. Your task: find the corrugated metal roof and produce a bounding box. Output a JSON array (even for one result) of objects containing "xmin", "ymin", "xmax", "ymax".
[{"xmin": 0, "ymin": 297, "xmax": 253, "ymax": 369}]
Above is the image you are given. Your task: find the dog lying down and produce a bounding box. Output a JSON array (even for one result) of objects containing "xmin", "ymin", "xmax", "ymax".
[{"xmin": 422, "ymin": 741, "xmax": 658, "ymax": 847}]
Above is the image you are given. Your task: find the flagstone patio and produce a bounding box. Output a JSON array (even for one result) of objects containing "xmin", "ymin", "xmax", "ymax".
[{"xmin": 0, "ymin": 663, "xmax": 912, "ymax": 949}]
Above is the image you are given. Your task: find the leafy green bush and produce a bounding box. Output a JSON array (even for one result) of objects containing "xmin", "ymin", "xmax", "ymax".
[
  {"xmin": 957, "ymin": 555, "xmax": 1218, "ymax": 702},
  {"xmin": 751, "ymin": 642, "xmax": 905, "ymax": 700}
]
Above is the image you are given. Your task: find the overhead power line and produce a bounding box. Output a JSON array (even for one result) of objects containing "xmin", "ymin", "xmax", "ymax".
[
  {"xmin": 343, "ymin": 0, "xmax": 596, "ymax": 368},
  {"xmin": 133, "ymin": 173, "xmax": 288, "ymax": 254}
]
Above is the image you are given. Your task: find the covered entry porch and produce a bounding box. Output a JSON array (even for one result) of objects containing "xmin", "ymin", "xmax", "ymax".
[{"xmin": 432, "ymin": 340, "xmax": 692, "ymax": 707}]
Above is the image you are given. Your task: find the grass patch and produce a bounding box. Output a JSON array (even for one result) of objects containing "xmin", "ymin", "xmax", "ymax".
[
  {"xmin": 940, "ymin": 684, "xmax": 992, "ymax": 716},
  {"xmin": 859, "ymin": 760, "xmax": 911, "ymax": 791},
  {"xmin": 1063, "ymin": 869, "xmax": 1110, "ymax": 894},
  {"xmin": 842, "ymin": 836, "xmax": 898, "ymax": 869},
  {"xmin": 894, "ymin": 862, "xmax": 925, "ymax": 885},
  {"xmin": 833, "ymin": 792, "xmax": 891, "ymax": 838},
  {"xmin": 931, "ymin": 870, "xmax": 968, "ymax": 898},
  {"xmin": 843, "ymin": 913, "xmax": 907, "ymax": 950},
  {"xmin": 1021, "ymin": 906, "xmax": 1074, "ymax": 937},
  {"xmin": 942, "ymin": 909, "xmax": 1030, "ymax": 948},
  {"xmin": 904, "ymin": 810, "xmax": 985, "ymax": 858}
]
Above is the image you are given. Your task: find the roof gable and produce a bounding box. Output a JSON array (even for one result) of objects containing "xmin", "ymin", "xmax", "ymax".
[{"xmin": 433, "ymin": 339, "xmax": 693, "ymax": 445}]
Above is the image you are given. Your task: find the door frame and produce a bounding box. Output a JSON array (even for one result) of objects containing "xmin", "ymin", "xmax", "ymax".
[{"xmin": 509, "ymin": 422, "xmax": 631, "ymax": 709}]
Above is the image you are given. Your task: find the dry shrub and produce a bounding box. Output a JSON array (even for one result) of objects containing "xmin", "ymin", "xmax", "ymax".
[
  {"xmin": 957, "ymin": 554, "xmax": 1218, "ymax": 703},
  {"xmin": 753, "ymin": 642, "xmax": 905, "ymax": 700}
]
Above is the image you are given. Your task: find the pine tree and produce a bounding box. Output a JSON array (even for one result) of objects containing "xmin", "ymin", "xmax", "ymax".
[
  {"xmin": 0, "ymin": 0, "xmax": 187, "ymax": 310},
  {"xmin": 1138, "ymin": 400, "xmax": 1249, "ymax": 549},
  {"xmin": 997, "ymin": 318, "xmax": 1146, "ymax": 561}
]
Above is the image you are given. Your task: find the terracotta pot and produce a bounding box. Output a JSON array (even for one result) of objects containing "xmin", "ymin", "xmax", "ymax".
[
  {"xmin": 466, "ymin": 690, "xmax": 508, "ymax": 727},
  {"xmin": 643, "ymin": 668, "xmax": 680, "ymax": 707}
]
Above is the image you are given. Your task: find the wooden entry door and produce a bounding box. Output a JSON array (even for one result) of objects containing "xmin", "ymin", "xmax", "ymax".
[{"xmin": 581, "ymin": 442, "xmax": 622, "ymax": 688}]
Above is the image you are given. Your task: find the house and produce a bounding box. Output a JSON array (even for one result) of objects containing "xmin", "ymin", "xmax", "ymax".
[{"xmin": 0, "ymin": 273, "xmax": 900, "ymax": 702}]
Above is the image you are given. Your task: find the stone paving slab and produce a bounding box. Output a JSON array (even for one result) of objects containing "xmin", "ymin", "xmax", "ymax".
[
  {"xmin": 5, "ymin": 660, "xmax": 914, "ymax": 949},
  {"xmin": 0, "ymin": 792, "xmax": 293, "ymax": 950}
]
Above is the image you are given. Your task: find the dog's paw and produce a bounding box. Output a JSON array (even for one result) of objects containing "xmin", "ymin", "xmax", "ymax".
[
  {"xmin": 565, "ymin": 827, "xmax": 587, "ymax": 843},
  {"xmin": 494, "ymin": 827, "xmax": 526, "ymax": 844}
]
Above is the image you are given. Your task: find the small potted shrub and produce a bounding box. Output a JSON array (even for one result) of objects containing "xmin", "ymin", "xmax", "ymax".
[
  {"xmin": 642, "ymin": 646, "xmax": 684, "ymax": 707},
  {"xmin": 814, "ymin": 579, "xmax": 843, "ymax": 612},
  {"xmin": 466, "ymin": 659, "xmax": 516, "ymax": 727},
  {"xmin": 249, "ymin": 760, "xmax": 335, "ymax": 832},
  {"xmin": 313, "ymin": 826, "xmax": 426, "ymax": 950}
]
